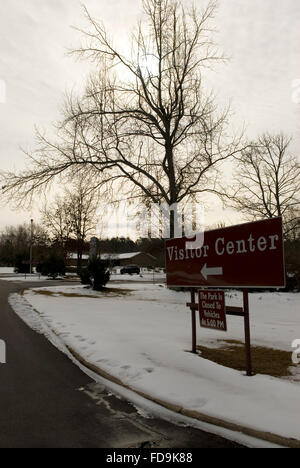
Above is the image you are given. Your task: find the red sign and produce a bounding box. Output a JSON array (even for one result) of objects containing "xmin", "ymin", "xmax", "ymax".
[
  {"xmin": 165, "ymin": 218, "xmax": 285, "ymax": 288},
  {"xmin": 199, "ymin": 290, "xmax": 227, "ymax": 331}
]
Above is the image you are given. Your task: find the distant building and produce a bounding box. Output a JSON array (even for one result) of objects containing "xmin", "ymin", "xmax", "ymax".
[
  {"xmin": 67, "ymin": 254, "xmax": 89, "ymax": 268},
  {"xmin": 67, "ymin": 252, "xmax": 156, "ymax": 268},
  {"xmin": 101, "ymin": 252, "xmax": 156, "ymax": 268}
]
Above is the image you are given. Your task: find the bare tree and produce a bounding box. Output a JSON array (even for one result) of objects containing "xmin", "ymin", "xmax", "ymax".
[
  {"xmin": 67, "ymin": 177, "xmax": 100, "ymax": 267},
  {"xmin": 0, "ymin": 223, "xmax": 49, "ymax": 266},
  {"xmin": 41, "ymin": 196, "xmax": 73, "ymax": 256},
  {"xmin": 42, "ymin": 177, "xmax": 100, "ymax": 268},
  {"xmin": 2, "ymin": 0, "xmax": 245, "ymax": 237},
  {"xmin": 225, "ymin": 133, "xmax": 300, "ymax": 237}
]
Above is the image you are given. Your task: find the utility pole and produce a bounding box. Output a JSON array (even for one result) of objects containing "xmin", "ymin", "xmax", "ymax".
[{"xmin": 29, "ymin": 219, "xmax": 33, "ymax": 275}]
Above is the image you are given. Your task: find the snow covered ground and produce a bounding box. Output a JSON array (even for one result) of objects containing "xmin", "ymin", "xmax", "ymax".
[
  {"xmin": 0, "ymin": 271, "xmax": 166, "ymax": 283},
  {"xmin": 0, "ymin": 274, "xmax": 53, "ymax": 282},
  {"xmin": 10, "ymin": 283, "xmax": 300, "ymax": 443},
  {"xmin": 0, "ymin": 267, "xmax": 45, "ymax": 280},
  {"xmin": 0, "ymin": 267, "xmax": 15, "ymax": 275},
  {"xmin": 110, "ymin": 272, "xmax": 166, "ymax": 282}
]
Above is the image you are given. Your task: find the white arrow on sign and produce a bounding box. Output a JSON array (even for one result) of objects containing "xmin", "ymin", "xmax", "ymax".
[{"xmin": 201, "ymin": 264, "xmax": 223, "ymax": 281}]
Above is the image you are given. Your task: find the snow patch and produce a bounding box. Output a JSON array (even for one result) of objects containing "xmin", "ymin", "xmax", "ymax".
[
  {"xmin": 8, "ymin": 290, "xmax": 279, "ymax": 448},
  {"xmin": 13, "ymin": 284, "xmax": 300, "ymax": 442}
]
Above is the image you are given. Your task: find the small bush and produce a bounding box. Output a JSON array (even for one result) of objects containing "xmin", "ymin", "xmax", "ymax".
[
  {"xmin": 84, "ymin": 258, "xmax": 110, "ymax": 291},
  {"xmin": 36, "ymin": 253, "xmax": 66, "ymax": 279},
  {"xmin": 284, "ymin": 273, "xmax": 300, "ymax": 292},
  {"xmin": 14, "ymin": 253, "xmax": 30, "ymax": 274},
  {"xmin": 285, "ymin": 239, "xmax": 300, "ymax": 291},
  {"xmin": 78, "ymin": 268, "xmax": 92, "ymax": 286}
]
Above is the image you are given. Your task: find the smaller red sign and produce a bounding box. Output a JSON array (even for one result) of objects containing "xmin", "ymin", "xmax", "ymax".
[{"xmin": 199, "ymin": 290, "xmax": 227, "ymax": 332}]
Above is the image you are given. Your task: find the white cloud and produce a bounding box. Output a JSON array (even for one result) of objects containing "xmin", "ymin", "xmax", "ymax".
[{"xmin": 0, "ymin": 0, "xmax": 299, "ymax": 229}]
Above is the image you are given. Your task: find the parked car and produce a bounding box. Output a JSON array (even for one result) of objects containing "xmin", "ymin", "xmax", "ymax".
[{"xmin": 120, "ymin": 265, "xmax": 141, "ymax": 275}]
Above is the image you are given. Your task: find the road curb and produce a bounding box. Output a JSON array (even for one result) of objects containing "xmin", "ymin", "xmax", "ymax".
[{"xmin": 68, "ymin": 346, "xmax": 300, "ymax": 448}]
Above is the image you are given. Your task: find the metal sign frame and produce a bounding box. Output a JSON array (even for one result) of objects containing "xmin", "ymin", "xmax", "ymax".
[{"xmin": 187, "ymin": 288, "xmax": 253, "ymax": 376}]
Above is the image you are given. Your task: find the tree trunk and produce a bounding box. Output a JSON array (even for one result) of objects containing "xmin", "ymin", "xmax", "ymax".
[{"xmin": 77, "ymin": 238, "xmax": 84, "ymax": 270}]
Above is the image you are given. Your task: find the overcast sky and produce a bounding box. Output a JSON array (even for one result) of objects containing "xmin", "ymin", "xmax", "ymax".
[{"xmin": 0, "ymin": 0, "xmax": 299, "ymax": 230}]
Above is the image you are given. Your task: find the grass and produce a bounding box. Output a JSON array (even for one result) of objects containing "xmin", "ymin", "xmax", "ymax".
[
  {"xmin": 196, "ymin": 340, "xmax": 297, "ymax": 378},
  {"xmin": 30, "ymin": 287, "xmax": 132, "ymax": 299}
]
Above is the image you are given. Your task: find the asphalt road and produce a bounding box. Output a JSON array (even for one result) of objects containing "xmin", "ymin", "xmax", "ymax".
[{"xmin": 0, "ymin": 279, "xmax": 244, "ymax": 448}]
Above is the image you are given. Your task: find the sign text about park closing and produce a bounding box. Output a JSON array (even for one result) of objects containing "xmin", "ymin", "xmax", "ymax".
[{"xmin": 198, "ymin": 290, "xmax": 227, "ymax": 331}]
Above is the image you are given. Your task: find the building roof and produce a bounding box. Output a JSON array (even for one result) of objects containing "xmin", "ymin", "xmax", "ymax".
[
  {"xmin": 100, "ymin": 252, "xmax": 156, "ymax": 261},
  {"xmin": 68, "ymin": 252, "xmax": 156, "ymax": 261},
  {"xmin": 68, "ymin": 253, "xmax": 89, "ymax": 260}
]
